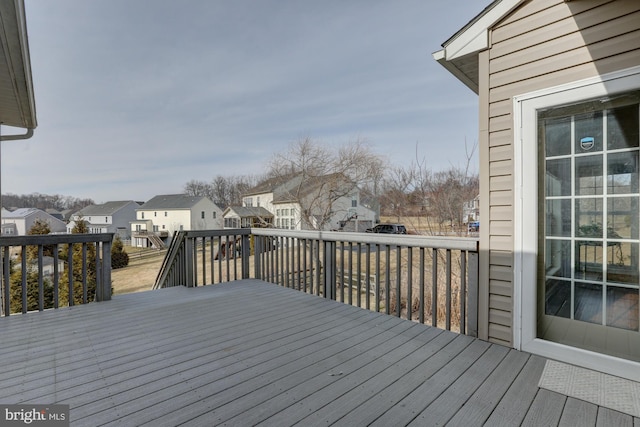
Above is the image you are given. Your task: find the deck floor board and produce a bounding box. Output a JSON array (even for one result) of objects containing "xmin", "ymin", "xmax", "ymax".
[{"xmin": 0, "ymin": 279, "xmax": 632, "ymax": 426}]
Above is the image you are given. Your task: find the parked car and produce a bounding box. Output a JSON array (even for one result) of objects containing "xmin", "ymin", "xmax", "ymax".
[
  {"xmin": 365, "ymin": 224, "xmax": 407, "ymax": 234},
  {"xmin": 468, "ymin": 221, "xmax": 480, "ymax": 232}
]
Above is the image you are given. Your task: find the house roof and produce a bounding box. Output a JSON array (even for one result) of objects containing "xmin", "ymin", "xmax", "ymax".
[
  {"xmin": 272, "ymin": 173, "xmax": 356, "ymax": 204},
  {"xmin": 2, "ymin": 207, "xmax": 41, "ymax": 218},
  {"xmin": 139, "ymin": 194, "xmax": 218, "ymax": 210},
  {"xmin": 0, "ymin": 0, "xmax": 37, "ymax": 134},
  {"xmin": 432, "ymin": 0, "xmax": 525, "ymax": 93},
  {"xmin": 223, "ymin": 206, "xmax": 273, "ymax": 218},
  {"xmin": 75, "ymin": 201, "xmax": 138, "ymax": 217},
  {"xmin": 243, "ymin": 173, "xmax": 302, "ymax": 197}
]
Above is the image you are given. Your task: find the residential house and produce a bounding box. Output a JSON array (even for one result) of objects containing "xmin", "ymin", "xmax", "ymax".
[
  {"xmin": 435, "ymin": 0, "xmax": 640, "ymax": 380},
  {"xmin": 131, "ymin": 194, "xmax": 223, "ymax": 248},
  {"xmin": 223, "ymin": 206, "xmax": 273, "ymax": 229},
  {"xmin": 1, "ymin": 208, "xmax": 66, "ymax": 235},
  {"xmin": 463, "ymin": 194, "xmax": 480, "ymax": 224},
  {"xmin": 235, "ymin": 173, "xmax": 376, "ymax": 232},
  {"xmin": 68, "ymin": 200, "xmax": 140, "ymax": 240}
]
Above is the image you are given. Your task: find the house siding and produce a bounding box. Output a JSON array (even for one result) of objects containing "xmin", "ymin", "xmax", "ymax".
[{"xmin": 482, "ymin": 0, "xmax": 640, "ymax": 345}]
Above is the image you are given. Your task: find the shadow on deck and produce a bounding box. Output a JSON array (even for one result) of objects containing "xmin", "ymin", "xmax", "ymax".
[{"xmin": 0, "ymin": 280, "xmax": 637, "ymax": 426}]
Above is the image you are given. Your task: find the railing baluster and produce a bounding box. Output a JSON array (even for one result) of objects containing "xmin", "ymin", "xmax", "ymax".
[
  {"xmin": 21, "ymin": 247, "xmax": 27, "ymax": 313},
  {"xmin": 446, "ymin": 248, "xmax": 452, "ymax": 331},
  {"xmin": 38, "ymin": 245, "xmax": 44, "ymax": 311},
  {"xmin": 339, "ymin": 241, "xmax": 344, "ymax": 302},
  {"xmin": 407, "ymin": 247, "xmax": 412, "ymax": 321},
  {"xmin": 419, "ymin": 247, "xmax": 425, "ymax": 324},
  {"xmin": 460, "ymin": 250, "xmax": 467, "ymax": 335},
  {"xmin": 3, "ymin": 246, "xmax": 9, "ymax": 316},
  {"xmin": 432, "ymin": 248, "xmax": 438, "ymax": 328},
  {"xmin": 396, "ymin": 246, "xmax": 401, "ymax": 318},
  {"xmin": 365, "ymin": 243, "xmax": 370, "ymax": 310},
  {"xmin": 375, "ymin": 244, "xmax": 380, "ymax": 312},
  {"xmin": 385, "ymin": 245, "xmax": 390, "ymax": 315}
]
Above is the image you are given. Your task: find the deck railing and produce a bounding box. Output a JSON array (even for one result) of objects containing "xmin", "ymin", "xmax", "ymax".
[
  {"xmin": 155, "ymin": 228, "xmax": 479, "ymax": 336},
  {"xmin": 0, "ymin": 233, "xmax": 113, "ymax": 316}
]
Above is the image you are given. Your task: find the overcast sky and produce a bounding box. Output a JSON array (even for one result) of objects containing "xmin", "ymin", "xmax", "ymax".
[{"xmin": 4, "ymin": 1, "xmax": 485, "ymax": 204}]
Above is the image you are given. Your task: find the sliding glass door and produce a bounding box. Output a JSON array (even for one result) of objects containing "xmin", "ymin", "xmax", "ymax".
[{"xmin": 538, "ymin": 91, "xmax": 640, "ymax": 361}]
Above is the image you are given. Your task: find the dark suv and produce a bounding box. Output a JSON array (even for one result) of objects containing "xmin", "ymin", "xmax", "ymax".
[{"xmin": 365, "ymin": 224, "xmax": 407, "ymax": 234}]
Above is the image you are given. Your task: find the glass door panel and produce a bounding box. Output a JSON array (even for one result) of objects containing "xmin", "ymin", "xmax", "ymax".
[{"xmin": 538, "ymin": 92, "xmax": 640, "ymax": 362}]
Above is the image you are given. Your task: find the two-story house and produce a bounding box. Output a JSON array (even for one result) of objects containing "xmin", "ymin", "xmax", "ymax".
[
  {"xmin": 229, "ymin": 173, "xmax": 376, "ymax": 232},
  {"xmin": 1, "ymin": 208, "xmax": 67, "ymax": 235},
  {"xmin": 68, "ymin": 200, "xmax": 140, "ymax": 240},
  {"xmin": 131, "ymin": 194, "xmax": 223, "ymax": 248}
]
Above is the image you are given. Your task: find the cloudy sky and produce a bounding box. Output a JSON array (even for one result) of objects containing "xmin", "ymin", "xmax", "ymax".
[{"xmin": 5, "ymin": 1, "xmax": 485, "ymax": 203}]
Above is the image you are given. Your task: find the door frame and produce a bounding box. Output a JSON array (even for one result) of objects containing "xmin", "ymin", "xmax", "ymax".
[{"xmin": 513, "ymin": 65, "xmax": 640, "ymax": 381}]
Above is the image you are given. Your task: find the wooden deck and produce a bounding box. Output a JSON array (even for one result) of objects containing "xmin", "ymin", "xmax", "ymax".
[{"xmin": 0, "ymin": 279, "xmax": 637, "ymax": 426}]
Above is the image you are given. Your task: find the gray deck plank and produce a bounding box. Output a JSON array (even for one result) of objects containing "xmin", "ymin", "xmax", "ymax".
[
  {"xmin": 369, "ymin": 338, "xmax": 492, "ymax": 426},
  {"xmin": 445, "ymin": 349, "xmax": 531, "ymax": 426},
  {"xmin": 188, "ymin": 321, "xmax": 431, "ymax": 426},
  {"xmin": 0, "ymin": 279, "xmax": 635, "ymax": 426},
  {"xmin": 478, "ymin": 354, "xmax": 547, "ymax": 427},
  {"xmin": 558, "ymin": 397, "xmax": 598, "ymax": 427},
  {"xmin": 99, "ymin": 314, "xmax": 407, "ymax": 426},
  {"xmin": 334, "ymin": 334, "xmax": 476, "ymax": 427},
  {"xmin": 5, "ymin": 288, "xmax": 353, "ymax": 405},
  {"xmin": 596, "ymin": 407, "xmax": 635, "ymax": 427},
  {"xmin": 246, "ymin": 326, "xmax": 446, "ymax": 427},
  {"xmin": 521, "ymin": 389, "xmax": 567, "ymax": 427},
  {"xmin": 406, "ymin": 343, "xmax": 510, "ymax": 426}
]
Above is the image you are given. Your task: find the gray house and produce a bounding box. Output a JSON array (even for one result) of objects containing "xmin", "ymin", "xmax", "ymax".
[
  {"xmin": 1, "ymin": 208, "xmax": 66, "ymax": 235},
  {"xmin": 69, "ymin": 200, "xmax": 140, "ymax": 240}
]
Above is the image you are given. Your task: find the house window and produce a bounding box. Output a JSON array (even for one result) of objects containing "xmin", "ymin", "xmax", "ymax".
[
  {"xmin": 257, "ymin": 197, "xmax": 261, "ymax": 207},
  {"xmin": 162, "ymin": 225, "xmax": 165, "ymax": 229},
  {"xmin": 276, "ymin": 209, "xmax": 281, "ymax": 216},
  {"xmin": 105, "ymin": 217, "xmax": 108, "ymax": 222},
  {"xmin": 352, "ymin": 196, "xmax": 357, "ymax": 208},
  {"xmin": 141, "ymin": 212, "xmax": 144, "ymax": 219},
  {"xmin": 165, "ymin": 211, "xmax": 168, "ymax": 217},
  {"xmin": 154, "ymin": 212, "xmax": 157, "ymax": 217},
  {"xmin": 245, "ymin": 198, "xmax": 253, "ymax": 207},
  {"xmin": 213, "ymin": 212, "xmax": 216, "ymax": 219}
]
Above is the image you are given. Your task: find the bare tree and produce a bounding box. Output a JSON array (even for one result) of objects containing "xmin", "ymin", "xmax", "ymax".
[{"xmin": 267, "ymin": 137, "xmax": 386, "ymax": 230}]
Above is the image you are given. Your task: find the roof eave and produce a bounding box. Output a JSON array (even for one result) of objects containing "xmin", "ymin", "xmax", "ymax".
[
  {"xmin": 433, "ymin": 0, "xmax": 525, "ymax": 92},
  {"xmin": 0, "ymin": 0, "xmax": 37, "ymax": 135}
]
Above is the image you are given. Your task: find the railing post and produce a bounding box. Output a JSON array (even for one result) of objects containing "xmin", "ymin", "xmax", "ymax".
[
  {"xmin": 242, "ymin": 234, "xmax": 250, "ymax": 279},
  {"xmin": 185, "ymin": 237, "xmax": 194, "ymax": 287},
  {"xmin": 467, "ymin": 250, "xmax": 479, "ymax": 337},
  {"xmin": 253, "ymin": 234, "xmax": 262, "ymax": 280},
  {"xmin": 323, "ymin": 239, "xmax": 336, "ymax": 300},
  {"xmin": 96, "ymin": 238, "xmax": 112, "ymax": 302}
]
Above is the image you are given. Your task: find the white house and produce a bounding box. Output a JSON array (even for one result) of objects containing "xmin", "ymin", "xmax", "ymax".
[
  {"xmin": 223, "ymin": 206, "xmax": 273, "ymax": 229},
  {"xmin": 131, "ymin": 194, "xmax": 223, "ymax": 248},
  {"xmin": 68, "ymin": 200, "xmax": 140, "ymax": 240},
  {"xmin": 1, "ymin": 208, "xmax": 67, "ymax": 235},
  {"xmin": 237, "ymin": 174, "xmax": 376, "ymax": 232}
]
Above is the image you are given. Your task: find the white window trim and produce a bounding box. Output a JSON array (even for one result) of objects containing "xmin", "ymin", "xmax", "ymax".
[{"xmin": 514, "ymin": 65, "xmax": 640, "ymax": 381}]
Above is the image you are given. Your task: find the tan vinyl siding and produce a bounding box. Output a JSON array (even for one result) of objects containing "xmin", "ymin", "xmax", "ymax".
[{"xmin": 482, "ymin": 0, "xmax": 640, "ymax": 345}]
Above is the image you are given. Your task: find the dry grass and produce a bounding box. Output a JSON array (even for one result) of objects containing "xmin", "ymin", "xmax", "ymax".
[{"xmin": 111, "ymin": 246, "xmax": 166, "ymax": 295}]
